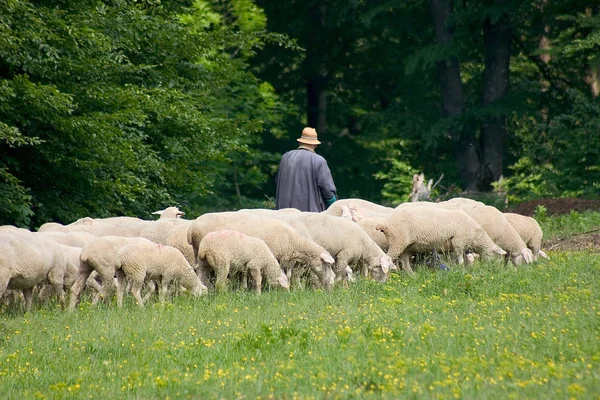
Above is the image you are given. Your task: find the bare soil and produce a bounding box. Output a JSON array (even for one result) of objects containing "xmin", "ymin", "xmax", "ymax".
[
  {"xmin": 510, "ymin": 198, "xmax": 600, "ymax": 216},
  {"xmin": 509, "ymin": 198, "xmax": 600, "ymax": 253},
  {"xmin": 544, "ymin": 231, "xmax": 600, "ymax": 253}
]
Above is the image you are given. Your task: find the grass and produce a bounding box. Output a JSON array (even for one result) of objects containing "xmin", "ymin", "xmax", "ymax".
[
  {"xmin": 1, "ymin": 214, "xmax": 599, "ymax": 399},
  {"xmin": 537, "ymin": 209, "xmax": 600, "ymax": 241}
]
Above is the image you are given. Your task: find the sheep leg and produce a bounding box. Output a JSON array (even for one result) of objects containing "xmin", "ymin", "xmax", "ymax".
[
  {"xmin": 96, "ymin": 271, "xmax": 117, "ymax": 305},
  {"xmin": 214, "ymin": 266, "xmax": 229, "ymax": 293},
  {"xmin": 130, "ymin": 279, "xmax": 145, "ymax": 307},
  {"xmin": 248, "ymin": 267, "xmax": 262, "ymax": 296},
  {"xmin": 159, "ymin": 273, "xmax": 175, "ymax": 303},
  {"xmin": 399, "ymin": 253, "xmax": 414, "ymax": 273},
  {"xmin": 142, "ymin": 280, "xmax": 156, "ymax": 303},
  {"xmin": 69, "ymin": 266, "xmax": 93, "ymax": 311},
  {"xmin": 333, "ymin": 251, "xmax": 351, "ymax": 283},
  {"xmin": 22, "ymin": 288, "xmax": 34, "ymax": 311},
  {"xmin": 196, "ymin": 258, "xmax": 214, "ymax": 290},
  {"xmin": 115, "ymin": 270, "xmax": 127, "ymax": 308},
  {"xmin": 47, "ymin": 267, "xmax": 66, "ymax": 307}
]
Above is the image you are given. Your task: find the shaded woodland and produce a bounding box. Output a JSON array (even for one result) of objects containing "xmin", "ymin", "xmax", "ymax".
[{"xmin": 1, "ymin": 0, "xmax": 598, "ymax": 228}]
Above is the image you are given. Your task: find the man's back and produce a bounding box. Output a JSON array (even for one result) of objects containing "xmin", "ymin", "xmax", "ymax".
[{"xmin": 275, "ymin": 148, "xmax": 336, "ymax": 212}]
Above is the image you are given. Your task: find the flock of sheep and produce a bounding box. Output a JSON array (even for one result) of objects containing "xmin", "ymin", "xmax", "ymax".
[{"xmin": 0, "ymin": 197, "xmax": 548, "ymax": 311}]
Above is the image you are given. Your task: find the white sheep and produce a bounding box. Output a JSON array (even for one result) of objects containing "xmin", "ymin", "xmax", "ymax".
[
  {"xmin": 187, "ymin": 212, "xmax": 336, "ymax": 290},
  {"xmin": 197, "ymin": 230, "xmax": 290, "ymax": 295},
  {"xmin": 435, "ymin": 201, "xmax": 535, "ymax": 264},
  {"xmin": 504, "ymin": 213, "xmax": 549, "ymax": 261},
  {"xmin": 238, "ymin": 208, "xmax": 312, "ymax": 239},
  {"xmin": 165, "ymin": 221, "xmax": 195, "ymax": 266},
  {"xmin": 0, "ymin": 232, "xmax": 66, "ymax": 310},
  {"xmin": 152, "ymin": 206, "xmax": 185, "ymax": 219},
  {"xmin": 376, "ymin": 207, "xmax": 507, "ymax": 272},
  {"xmin": 290, "ymin": 212, "xmax": 394, "ymax": 283},
  {"xmin": 323, "ymin": 198, "xmax": 393, "ymax": 218},
  {"xmin": 115, "ymin": 241, "xmax": 207, "ymax": 307},
  {"xmin": 69, "ymin": 236, "xmax": 151, "ymax": 310}
]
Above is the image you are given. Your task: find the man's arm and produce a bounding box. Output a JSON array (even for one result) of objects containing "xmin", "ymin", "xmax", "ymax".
[{"xmin": 316, "ymin": 158, "xmax": 337, "ymax": 207}]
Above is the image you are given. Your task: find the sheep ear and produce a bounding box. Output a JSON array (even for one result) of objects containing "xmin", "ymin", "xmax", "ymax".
[
  {"xmin": 278, "ymin": 273, "xmax": 290, "ymax": 289},
  {"xmin": 538, "ymin": 250, "xmax": 550, "ymax": 260},
  {"xmin": 494, "ymin": 246, "xmax": 507, "ymax": 255},
  {"xmin": 320, "ymin": 252, "xmax": 335, "ymax": 264},
  {"xmin": 380, "ymin": 255, "xmax": 392, "ymax": 274},
  {"xmin": 521, "ymin": 248, "xmax": 535, "ymax": 264},
  {"xmin": 375, "ymin": 224, "xmax": 387, "ymax": 233},
  {"xmin": 152, "ymin": 210, "xmax": 164, "ymax": 215},
  {"xmin": 341, "ymin": 205, "xmax": 353, "ymax": 220}
]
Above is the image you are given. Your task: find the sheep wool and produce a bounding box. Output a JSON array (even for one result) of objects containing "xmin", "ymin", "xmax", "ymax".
[
  {"xmin": 437, "ymin": 201, "xmax": 535, "ymax": 264},
  {"xmin": 0, "ymin": 232, "xmax": 66, "ymax": 310},
  {"xmin": 290, "ymin": 213, "xmax": 393, "ymax": 283},
  {"xmin": 376, "ymin": 207, "xmax": 507, "ymax": 272},
  {"xmin": 504, "ymin": 213, "xmax": 549, "ymax": 261},
  {"xmin": 197, "ymin": 230, "xmax": 289, "ymax": 295},
  {"xmin": 323, "ymin": 198, "xmax": 393, "ymax": 218},
  {"xmin": 188, "ymin": 212, "xmax": 336, "ymax": 290},
  {"xmin": 69, "ymin": 236, "xmax": 152, "ymax": 310},
  {"xmin": 115, "ymin": 241, "xmax": 207, "ymax": 307}
]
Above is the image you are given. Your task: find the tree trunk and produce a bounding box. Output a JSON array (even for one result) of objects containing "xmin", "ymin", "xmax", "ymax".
[
  {"xmin": 306, "ymin": 4, "xmax": 328, "ymax": 134},
  {"xmin": 429, "ymin": 0, "xmax": 480, "ymax": 190},
  {"xmin": 479, "ymin": 2, "xmax": 512, "ymax": 190}
]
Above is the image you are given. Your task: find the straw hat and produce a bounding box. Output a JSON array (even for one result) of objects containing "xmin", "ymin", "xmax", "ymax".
[{"xmin": 297, "ymin": 127, "xmax": 321, "ymax": 145}]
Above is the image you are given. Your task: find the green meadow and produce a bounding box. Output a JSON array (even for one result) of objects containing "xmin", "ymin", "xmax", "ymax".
[{"xmin": 1, "ymin": 214, "xmax": 599, "ymax": 399}]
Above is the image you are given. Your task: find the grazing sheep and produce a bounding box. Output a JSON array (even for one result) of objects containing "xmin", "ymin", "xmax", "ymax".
[
  {"xmin": 115, "ymin": 241, "xmax": 207, "ymax": 307},
  {"xmin": 32, "ymin": 231, "xmax": 96, "ymax": 248},
  {"xmin": 289, "ymin": 213, "xmax": 393, "ymax": 283},
  {"xmin": 165, "ymin": 221, "xmax": 195, "ymax": 267},
  {"xmin": 238, "ymin": 208, "xmax": 312, "ymax": 238},
  {"xmin": 188, "ymin": 212, "xmax": 336, "ymax": 290},
  {"xmin": 504, "ymin": 213, "xmax": 549, "ymax": 261},
  {"xmin": 69, "ymin": 236, "xmax": 151, "ymax": 310},
  {"xmin": 376, "ymin": 207, "xmax": 507, "ymax": 272},
  {"xmin": 140, "ymin": 218, "xmax": 189, "ymax": 245},
  {"xmin": 323, "ymin": 198, "xmax": 393, "ymax": 218},
  {"xmin": 152, "ymin": 206, "xmax": 185, "ymax": 219},
  {"xmin": 197, "ymin": 230, "xmax": 290, "ymax": 295},
  {"xmin": 435, "ymin": 201, "xmax": 535, "ymax": 265},
  {"xmin": 0, "ymin": 225, "xmax": 31, "ymax": 233},
  {"xmin": 0, "ymin": 232, "xmax": 66, "ymax": 310}
]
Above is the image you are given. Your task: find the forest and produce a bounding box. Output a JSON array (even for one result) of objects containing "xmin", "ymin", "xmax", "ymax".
[{"xmin": 1, "ymin": 0, "xmax": 598, "ymax": 228}]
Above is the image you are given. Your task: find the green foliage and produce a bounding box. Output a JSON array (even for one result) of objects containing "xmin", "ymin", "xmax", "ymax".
[
  {"xmin": 0, "ymin": 0, "xmax": 292, "ymax": 226},
  {"xmin": 374, "ymin": 156, "xmax": 417, "ymax": 205},
  {"xmin": 538, "ymin": 210, "xmax": 600, "ymax": 240}
]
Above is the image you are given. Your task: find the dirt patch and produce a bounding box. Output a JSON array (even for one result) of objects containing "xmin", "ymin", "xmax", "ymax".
[
  {"xmin": 544, "ymin": 231, "xmax": 600, "ymax": 253},
  {"xmin": 510, "ymin": 198, "xmax": 600, "ymax": 216}
]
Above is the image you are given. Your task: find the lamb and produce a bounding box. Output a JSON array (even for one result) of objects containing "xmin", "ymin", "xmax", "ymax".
[
  {"xmin": 197, "ymin": 230, "xmax": 290, "ymax": 295},
  {"xmin": 165, "ymin": 221, "xmax": 195, "ymax": 266},
  {"xmin": 289, "ymin": 213, "xmax": 393, "ymax": 282},
  {"xmin": 32, "ymin": 231, "xmax": 96, "ymax": 248},
  {"xmin": 435, "ymin": 201, "xmax": 535, "ymax": 264},
  {"xmin": 0, "ymin": 232, "xmax": 66, "ymax": 310},
  {"xmin": 238, "ymin": 208, "xmax": 312, "ymax": 239},
  {"xmin": 152, "ymin": 206, "xmax": 185, "ymax": 219},
  {"xmin": 115, "ymin": 241, "xmax": 207, "ymax": 307},
  {"xmin": 323, "ymin": 198, "xmax": 393, "ymax": 219},
  {"xmin": 68, "ymin": 236, "xmax": 152, "ymax": 310},
  {"xmin": 504, "ymin": 213, "xmax": 549, "ymax": 261},
  {"xmin": 375, "ymin": 207, "xmax": 507, "ymax": 272},
  {"xmin": 140, "ymin": 218, "xmax": 189, "ymax": 245},
  {"xmin": 0, "ymin": 225, "xmax": 31, "ymax": 233},
  {"xmin": 187, "ymin": 212, "xmax": 336, "ymax": 290}
]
